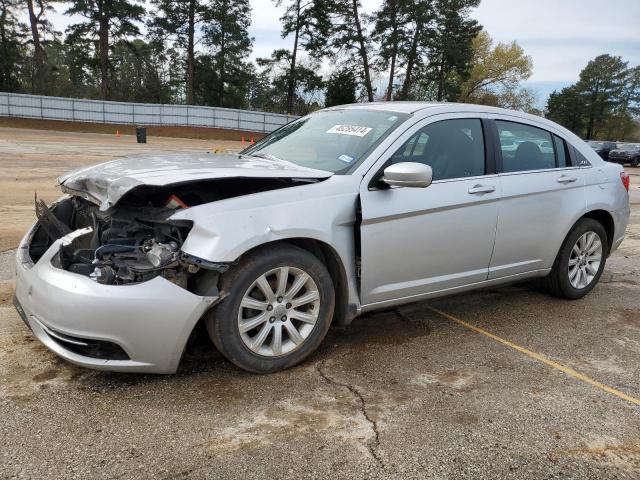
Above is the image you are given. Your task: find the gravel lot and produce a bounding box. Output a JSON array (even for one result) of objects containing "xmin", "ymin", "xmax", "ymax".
[{"xmin": 1, "ymin": 128, "xmax": 639, "ymax": 479}]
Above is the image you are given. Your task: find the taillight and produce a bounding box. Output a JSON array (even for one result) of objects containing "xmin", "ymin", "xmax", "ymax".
[{"xmin": 620, "ymin": 172, "xmax": 630, "ymax": 192}]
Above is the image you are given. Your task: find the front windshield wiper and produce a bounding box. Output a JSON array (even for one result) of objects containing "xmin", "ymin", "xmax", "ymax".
[{"xmin": 247, "ymin": 152, "xmax": 284, "ymax": 162}]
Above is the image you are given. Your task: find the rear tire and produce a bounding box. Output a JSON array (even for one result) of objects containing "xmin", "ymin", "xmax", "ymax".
[
  {"xmin": 205, "ymin": 244, "xmax": 334, "ymax": 373},
  {"xmin": 631, "ymin": 157, "xmax": 639, "ymax": 168},
  {"xmin": 543, "ymin": 218, "xmax": 609, "ymax": 299}
]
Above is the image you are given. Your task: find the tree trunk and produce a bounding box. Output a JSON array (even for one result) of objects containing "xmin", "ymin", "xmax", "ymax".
[
  {"xmin": 187, "ymin": 0, "xmax": 195, "ymax": 104},
  {"xmin": 385, "ymin": 1, "xmax": 398, "ymax": 101},
  {"xmin": 436, "ymin": 50, "xmax": 445, "ymax": 101},
  {"xmin": 352, "ymin": 0, "xmax": 373, "ymax": 102},
  {"xmin": 99, "ymin": 15, "xmax": 109, "ymax": 100},
  {"xmin": 585, "ymin": 83, "xmax": 600, "ymax": 140},
  {"xmin": 286, "ymin": 0, "xmax": 301, "ymax": 114},
  {"xmin": 218, "ymin": 28, "xmax": 226, "ymax": 106},
  {"xmin": 386, "ymin": 32, "xmax": 398, "ymax": 100},
  {"xmin": 27, "ymin": 0, "xmax": 45, "ymax": 94},
  {"xmin": 399, "ymin": 24, "xmax": 420, "ymax": 100}
]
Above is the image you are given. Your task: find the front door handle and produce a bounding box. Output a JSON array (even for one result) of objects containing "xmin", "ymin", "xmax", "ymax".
[
  {"xmin": 557, "ymin": 175, "xmax": 578, "ymax": 184},
  {"xmin": 468, "ymin": 184, "xmax": 496, "ymax": 194}
]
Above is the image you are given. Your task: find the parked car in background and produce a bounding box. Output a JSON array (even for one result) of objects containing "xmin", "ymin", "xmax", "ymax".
[
  {"xmin": 588, "ymin": 140, "xmax": 619, "ymax": 160},
  {"xmin": 14, "ymin": 103, "xmax": 630, "ymax": 374},
  {"xmin": 608, "ymin": 144, "xmax": 640, "ymax": 167}
]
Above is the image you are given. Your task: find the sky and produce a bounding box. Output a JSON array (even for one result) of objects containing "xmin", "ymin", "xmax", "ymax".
[{"xmin": 36, "ymin": 0, "xmax": 640, "ymax": 106}]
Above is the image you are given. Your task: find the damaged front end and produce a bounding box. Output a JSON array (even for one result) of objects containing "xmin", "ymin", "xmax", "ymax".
[{"xmin": 31, "ymin": 194, "xmax": 227, "ymax": 288}]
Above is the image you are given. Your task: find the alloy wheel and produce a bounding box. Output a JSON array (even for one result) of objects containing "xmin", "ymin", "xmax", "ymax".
[
  {"xmin": 237, "ymin": 266, "xmax": 320, "ymax": 357},
  {"xmin": 568, "ymin": 231, "xmax": 602, "ymax": 289}
]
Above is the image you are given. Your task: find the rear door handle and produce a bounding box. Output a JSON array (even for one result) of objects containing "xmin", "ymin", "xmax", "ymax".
[
  {"xmin": 557, "ymin": 175, "xmax": 577, "ymax": 184},
  {"xmin": 468, "ymin": 184, "xmax": 496, "ymax": 194}
]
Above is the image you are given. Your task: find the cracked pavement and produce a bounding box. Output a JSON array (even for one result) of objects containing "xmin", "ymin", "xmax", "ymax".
[{"xmin": 1, "ymin": 129, "xmax": 640, "ymax": 479}]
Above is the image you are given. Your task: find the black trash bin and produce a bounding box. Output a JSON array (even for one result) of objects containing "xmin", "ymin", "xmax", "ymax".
[{"xmin": 135, "ymin": 126, "xmax": 147, "ymax": 144}]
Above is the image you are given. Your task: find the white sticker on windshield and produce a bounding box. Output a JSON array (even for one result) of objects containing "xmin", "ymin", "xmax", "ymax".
[
  {"xmin": 326, "ymin": 125, "xmax": 373, "ymax": 137},
  {"xmin": 337, "ymin": 154, "xmax": 354, "ymax": 163}
]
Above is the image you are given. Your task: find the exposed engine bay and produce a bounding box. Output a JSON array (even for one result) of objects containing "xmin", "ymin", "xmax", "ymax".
[
  {"xmin": 30, "ymin": 194, "xmax": 225, "ymax": 288},
  {"xmin": 30, "ymin": 174, "xmax": 324, "ymax": 287}
]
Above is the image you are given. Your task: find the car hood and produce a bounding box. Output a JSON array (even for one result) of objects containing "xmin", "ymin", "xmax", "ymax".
[{"xmin": 58, "ymin": 152, "xmax": 333, "ymax": 210}]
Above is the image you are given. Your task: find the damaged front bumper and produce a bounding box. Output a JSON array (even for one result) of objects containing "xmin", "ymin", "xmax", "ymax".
[{"xmin": 14, "ymin": 225, "xmax": 219, "ymax": 374}]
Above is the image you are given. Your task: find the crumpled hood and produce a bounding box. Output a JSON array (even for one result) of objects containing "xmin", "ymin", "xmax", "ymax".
[{"xmin": 58, "ymin": 152, "xmax": 333, "ymax": 210}]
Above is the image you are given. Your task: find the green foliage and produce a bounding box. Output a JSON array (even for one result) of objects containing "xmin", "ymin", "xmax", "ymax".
[
  {"xmin": 547, "ymin": 55, "xmax": 638, "ymax": 141},
  {"xmin": 425, "ymin": 0, "xmax": 481, "ymax": 101},
  {"xmin": 65, "ymin": 0, "xmax": 145, "ymax": 99},
  {"xmin": 371, "ymin": 0, "xmax": 415, "ymax": 100},
  {"xmin": 325, "ymin": 68, "xmax": 357, "ymax": 106},
  {"xmin": 256, "ymin": 49, "xmax": 324, "ymax": 114},
  {"xmin": 458, "ymin": 30, "xmax": 533, "ymax": 111},
  {"xmin": 322, "ymin": 0, "xmax": 375, "ymax": 101},
  {"xmin": 199, "ymin": 0, "xmax": 254, "ymax": 107},
  {"xmin": 0, "ymin": 0, "xmax": 26, "ymax": 92}
]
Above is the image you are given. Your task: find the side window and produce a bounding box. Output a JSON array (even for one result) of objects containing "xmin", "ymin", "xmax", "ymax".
[
  {"xmin": 391, "ymin": 119, "xmax": 485, "ymax": 181},
  {"xmin": 553, "ymin": 135, "xmax": 570, "ymax": 168},
  {"xmin": 497, "ymin": 120, "xmax": 556, "ymax": 172}
]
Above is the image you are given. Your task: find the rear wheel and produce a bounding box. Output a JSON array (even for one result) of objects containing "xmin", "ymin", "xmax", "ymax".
[
  {"xmin": 206, "ymin": 244, "xmax": 334, "ymax": 373},
  {"xmin": 631, "ymin": 157, "xmax": 639, "ymax": 168},
  {"xmin": 543, "ymin": 218, "xmax": 608, "ymax": 299}
]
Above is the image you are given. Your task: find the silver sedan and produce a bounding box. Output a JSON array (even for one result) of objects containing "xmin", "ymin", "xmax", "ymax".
[{"xmin": 13, "ymin": 103, "xmax": 630, "ymax": 373}]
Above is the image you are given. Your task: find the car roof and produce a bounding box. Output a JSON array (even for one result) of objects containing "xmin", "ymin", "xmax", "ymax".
[
  {"xmin": 323, "ymin": 101, "xmax": 605, "ymax": 167},
  {"xmin": 325, "ymin": 101, "xmax": 552, "ymax": 124}
]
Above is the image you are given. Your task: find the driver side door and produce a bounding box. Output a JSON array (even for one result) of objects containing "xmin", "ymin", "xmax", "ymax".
[{"xmin": 359, "ymin": 114, "xmax": 500, "ymax": 308}]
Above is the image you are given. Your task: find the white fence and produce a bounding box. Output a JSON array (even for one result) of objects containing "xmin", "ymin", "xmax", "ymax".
[{"xmin": 0, "ymin": 92, "xmax": 297, "ymax": 133}]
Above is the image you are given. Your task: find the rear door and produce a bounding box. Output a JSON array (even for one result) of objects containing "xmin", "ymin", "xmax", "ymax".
[
  {"xmin": 359, "ymin": 114, "xmax": 500, "ymax": 307},
  {"xmin": 488, "ymin": 118, "xmax": 586, "ymax": 279}
]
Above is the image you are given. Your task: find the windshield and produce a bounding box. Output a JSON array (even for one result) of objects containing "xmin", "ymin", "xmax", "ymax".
[
  {"xmin": 242, "ymin": 109, "xmax": 409, "ymax": 173},
  {"xmin": 588, "ymin": 141, "xmax": 603, "ymax": 148}
]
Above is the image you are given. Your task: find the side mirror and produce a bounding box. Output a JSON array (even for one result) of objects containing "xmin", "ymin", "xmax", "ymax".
[{"xmin": 382, "ymin": 162, "xmax": 433, "ymax": 188}]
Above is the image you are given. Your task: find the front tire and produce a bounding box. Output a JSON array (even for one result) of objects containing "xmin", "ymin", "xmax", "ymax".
[
  {"xmin": 543, "ymin": 218, "xmax": 609, "ymax": 299},
  {"xmin": 631, "ymin": 157, "xmax": 639, "ymax": 168},
  {"xmin": 206, "ymin": 244, "xmax": 335, "ymax": 373}
]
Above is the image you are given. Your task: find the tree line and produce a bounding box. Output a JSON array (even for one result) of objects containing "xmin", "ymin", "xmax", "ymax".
[
  {"xmin": 0, "ymin": 0, "xmax": 536, "ymax": 116},
  {"xmin": 546, "ymin": 54, "xmax": 640, "ymax": 141}
]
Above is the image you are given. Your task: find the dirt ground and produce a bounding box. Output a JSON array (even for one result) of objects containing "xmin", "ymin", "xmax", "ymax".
[
  {"xmin": 0, "ymin": 127, "xmax": 242, "ymax": 252},
  {"xmin": 1, "ymin": 128, "xmax": 639, "ymax": 479}
]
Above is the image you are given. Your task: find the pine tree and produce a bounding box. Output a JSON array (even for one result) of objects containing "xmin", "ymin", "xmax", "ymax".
[
  {"xmin": 200, "ymin": 0, "xmax": 253, "ymax": 107},
  {"xmin": 149, "ymin": 0, "xmax": 208, "ymax": 104},
  {"xmin": 546, "ymin": 55, "xmax": 633, "ymax": 140},
  {"xmin": 577, "ymin": 55, "xmax": 628, "ymax": 139},
  {"xmin": 256, "ymin": 49, "xmax": 324, "ymax": 114},
  {"xmin": 324, "ymin": 0, "xmax": 374, "ymax": 102},
  {"xmin": 427, "ymin": 0, "xmax": 481, "ymax": 101},
  {"xmin": 325, "ymin": 68, "xmax": 357, "ymax": 106},
  {"xmin": 372, "ymin": 0, "xmax": 414, "ymax": 100},
  {"xmin": 25, "ymin": 0, "xmax": 63, "ymax": 94},
  {"xmin": 66, "ymin": 0, "xmax": 145, "ymax": 100},
  {"xmin": 0, "ymin": 0, "xmax": 25, "ymax": 92},
  {"xmin": 395, "ymin": 0, "xmax": 434, "ymax": 100},
  {"xmin": 275, "ymin": 0, "xmax": 329, "ymax": 113}
]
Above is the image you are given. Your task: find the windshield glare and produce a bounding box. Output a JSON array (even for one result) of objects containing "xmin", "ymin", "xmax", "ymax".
[
  {"xmin": 619, "ymin": 144, "xmax": 639, "ymax": 151},
  {"xmin": 243, "ymin": 109, "xmax": 408, "ymax": 173}
]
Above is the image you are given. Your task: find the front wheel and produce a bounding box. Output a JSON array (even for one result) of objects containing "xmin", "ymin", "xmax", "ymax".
[
  {"xmin": 543, "ymin": 218, "xmax": 609, "ymax": 299},
  {"xmin": 205, "ymin": 244, "xmax": 335, "ymax": 373},
  {"xmin": 631, "ymin": 157, "xmax": 639, "ymax": 168}
]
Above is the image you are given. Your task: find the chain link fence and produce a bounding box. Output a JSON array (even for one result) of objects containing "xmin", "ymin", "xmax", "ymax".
[{"xmin": 0, "ymin": 92, "xmax": 297, "ymax": 133}]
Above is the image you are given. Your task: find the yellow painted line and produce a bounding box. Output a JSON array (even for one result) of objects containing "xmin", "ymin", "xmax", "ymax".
[{"xmin": 427, "ymin": 306, "xmax": 640, "ymax": 407}]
